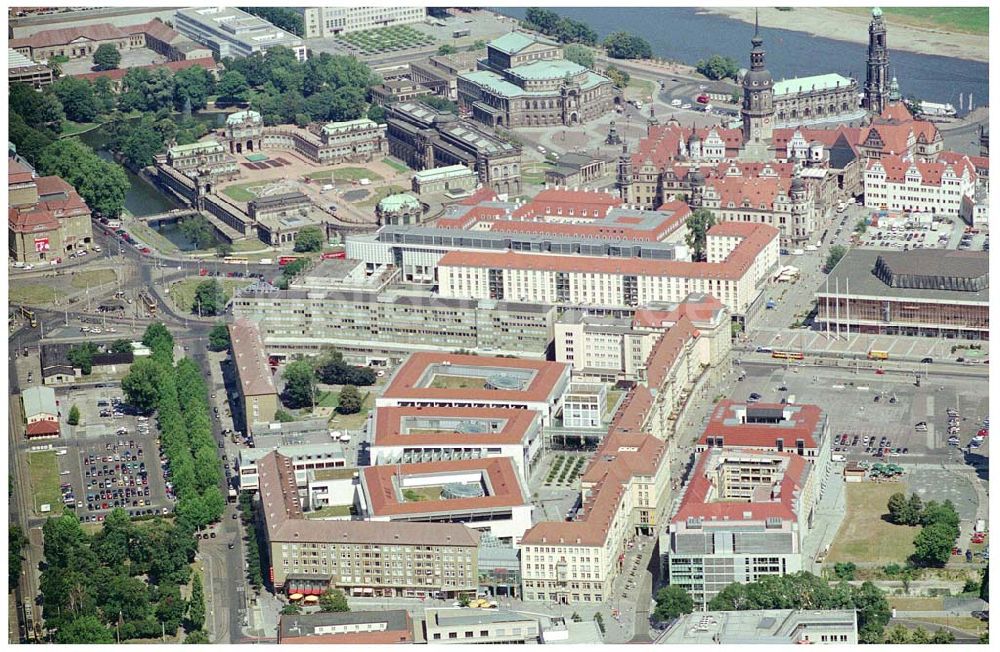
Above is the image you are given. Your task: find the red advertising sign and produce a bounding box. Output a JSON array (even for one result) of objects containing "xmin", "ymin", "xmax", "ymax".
[{"xmin": 34, "ymin": 237, "xmax": 50, "ymax": 252}]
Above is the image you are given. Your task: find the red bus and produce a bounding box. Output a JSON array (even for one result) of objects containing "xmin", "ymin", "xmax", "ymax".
[
  {"xmin": 320, "ymin": 251, "xmax": 346, "ymax": 260},
  {"xmin": 278, "ymin": 256, "xmax": 302, "ymax": 266}
]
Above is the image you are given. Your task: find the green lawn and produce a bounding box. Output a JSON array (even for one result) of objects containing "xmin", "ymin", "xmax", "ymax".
[
  {"xmin": 336, "ymin": 25, "xmax": 436, "ymax": 54},
  {"xmin": 625, "ymin": 77, "xmax": 656, "ymax": 101},
  {"xmin": 429, "ymin": 375, "xmax": 487, "ymax": 390},
  {"xmin": 61, "ymin": 120, "xmax": 100, "ymax": 137},
  {"xmin": 604, "ymin": 390, "xmax": 624, "ymax": 418},
  {"xmin": 168, "ymin": 277, "xmax": 248, "ymax": 313},
  {"xmin": 833, "ymin": 7, "xmax": 988, "ymax": 36},
  {"xmin": 825, "ymin": 482, "xmax": 918, "ymax": 565},
  {"xmin": 381, "ymin": 157, "xmax": 410, "ymax": 174},
  {"xmin": 305, "ymin": 167, "xmax": 384, "ymax": 182},
  {"xmin": 70, "ymin": 269, "xmax": 117, "ymax": 289},
  {"xmin": 128, "ymin": 221, "xmax": 180, "ymax": 255},
  {"xmin": 10, "ymin": 282, "xmax": 64, "ymax": 306},
  {"xmin": 403, "ymin": 486, "xmax": 443, "ymax": 502},
  {"xmin": 357, "ymin": 185, "xmax": 407, "ymax": 207},
  {"xmin": 28, "ymin": 451, "xmax": 63, "ymax": 516},
  {"xmin": 220, "ymin": 181, "xmax": 264, "ymax": 202},
  {"xmin": 522, "ymin": 162, "xmax": 554, "ymax": 185}
]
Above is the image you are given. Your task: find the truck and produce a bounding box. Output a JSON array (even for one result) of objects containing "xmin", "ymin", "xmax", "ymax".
[
  {"xmin": 831, "ymin": 454, "xmax": 847, "ymax": 463},
  {"xmin": 975, "ymin": 519, "xmax": 987, "ymax": 534},
  {"xmin": 258, "ymin": 258, "xmax": 273, "ymax": 265}
]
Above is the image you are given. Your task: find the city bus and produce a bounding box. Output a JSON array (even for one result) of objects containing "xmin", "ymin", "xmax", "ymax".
[
  {"xmin": 772, "ymin": 350, "xmax": 805, "ymax": 361},
  {"xmin": 867, "ymin": 350, "xmax": 890, "ymax": 361},
  {"xmin": 223, "ymin": 256, "xmax": 249, "ymax": 265},
  {"xmin": 278, "ymin": 255, "xmax": 303, "ymax": 266}
]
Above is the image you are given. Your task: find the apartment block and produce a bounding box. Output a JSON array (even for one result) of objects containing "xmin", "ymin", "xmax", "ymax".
[
  {"xmin": 229, "ymin": 319, "xmax": 280, "ymax": 431},
  {"xmin": 663, "ymin": 609, "xmax": 858, "ymax": 644},
  {"xmin": 864, "ymin": 153, "xmax": 977, "ymax": 217},
  {"xmin": 231, "ymin": 286, "xmax": 556, "ymax": 362},
  {"xmin": 259, "ymin": 451, "xmax": 480, "ymax": 598}
]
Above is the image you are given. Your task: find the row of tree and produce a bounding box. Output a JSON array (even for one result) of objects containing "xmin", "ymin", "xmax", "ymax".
[
  {"xmin": 707, "ymin": 572, "xmax": 892, "ymax": 644},
  {"xmin": 695, "ymin": 54, "xmax": 741, "ymax": 81},
  {"xmin": 886, "ymin": 492, "xmax": 961, "ymax": 567},
  {"xmin": 521, "ymin": 8, "xmax": 599, "ymax": 46}
]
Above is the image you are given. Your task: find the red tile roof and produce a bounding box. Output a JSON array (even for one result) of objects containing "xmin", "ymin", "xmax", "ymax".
[
  {"xmin": 673, "ymin": 449, "xmax": 809, "ymax": 524},
  {"xmin": 607, "ymin": 384, "xmax": 653, "ymax": 437},
  {"xmin": 8, "ymin": 159, "xmax": 35, "ymax": 185},
  {"xmin": 868, "ymin": 154, "xmax": 973, "ymax": 186},
  {"xmin": 26, "ymin": 419, "xmax": 60, "ymax": 438},
  {"xmin": 362, "ymin": 457, "xmax": 526, "ymax": 517},
  {"xmin": 512, "ymin": 187, "xmax": 623, "ymax": 219},
  {"xmin": 645, "ymin": 315, "xmax": 697, "ymax": 388},
  {"xmin": 698, "ymin": 400, "xmax": 824, "ymax": 450},
  {"xmin": 8, "ymin": 206, "xmax": 59, "ymax": 234},
  {"xmin": 372, "ymin": 406, "xmax": 537, "ymax": 448},
  {"xmin": 458, "ymin": 186, "xmax": 498, "ymax": 205},
  {"xmin": 877, "ymin": 102, "xmax": 914, "ymax": 124},
  {"xmin": 11, "ymin": 23, "xmax": 131, "ymax": 49},
  {"xmin": 72, "ymin": 57, "xmax": 218, "ymax": 83},
  {"xmin": 708, "ymin": 175, "xmax": 787, "ymax": 208},
  {"xmin": 381, "ymin": 352, "xmax": 568, "ymax": 405},
  {"xmin": 229, "ymin": 319, "xmax": 277, "ymax": 397}
]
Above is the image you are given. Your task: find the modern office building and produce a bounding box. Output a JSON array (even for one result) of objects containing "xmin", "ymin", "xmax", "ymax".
[
  {"xmin": 662, "ymin": 609, "xmax": 858, "ymax": 645},
  {"xmin": 369, "ymin": 406, "xmax": 544, "ymax": 482},
  {"xmin": 237, "ymin": 443, "xmax": 347, "ymax": 492},
  {"xmin": 229, "ymin": 319, "xmax": 280, "ymax": 430},
  {"xmin": 665, "ymin": 449, "xmax": 817, "ymax": 608},
  {"xmin": 816, "ymin": 249, "xmax": 989, "ymax": 339},
  {"xmin": 231, "ymin": 286, "xmax": 556, "ymax": 361},
  {"xmin": 295, "ymin": 7, "xmax": 427, "ymax": 38},
  {"xmin": 385, "ymin": 101, "xmax": 523, "ymax": 196},
  {"xmin": 458, "ymin": 31, "xmax": 615, "ymax": 128},
  {"xmin": 8, "ymin": 48, "xmax": 52, "ymax": 88},
  {"xmin": 258, "ymin": 451, "xmax": 481, "ymax": 598},
  {"xmin": 698, "ymin": 401, "xmax": 830, "ymax": 459},
  {"xmin": 376, "ymin": 352, "xmax": 571, "ymax": 426},
  {"xmin": 278, "ymin": 610, "xmax": 414, "ymax": 644},
  {"xmin": 360, "ymin": 457, "xmax": 533, "ymax": 544},
  {"xmin": 175, "ymin": 6, "xmax": 307, "ymax": 62}
]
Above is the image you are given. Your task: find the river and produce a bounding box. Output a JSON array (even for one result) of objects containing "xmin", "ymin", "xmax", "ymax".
[
  {"xmin": 75, "ymin": 111, "xmax": 228, "ymax": 217},
  {"xmin": 501, "ymin": 7, "xmax": 988, "ymax": 112}
]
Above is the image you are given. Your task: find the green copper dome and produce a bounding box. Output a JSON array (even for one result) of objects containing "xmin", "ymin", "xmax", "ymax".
[{"xmin": 872, "ymin": 7, "xmax": 883, "ymax": 17}]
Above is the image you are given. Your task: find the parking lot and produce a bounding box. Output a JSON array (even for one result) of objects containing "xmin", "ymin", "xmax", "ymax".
[
  {"xmin": 56, "ymin": 384, "xmax": 174, "ymax": 522},
  {"xmin": 856, "ymin": 217, "xmax": 988, "ymax": 253},
  {"xmin": 736, "ymin": 362, "xmax": 989, "ymax": 465}
]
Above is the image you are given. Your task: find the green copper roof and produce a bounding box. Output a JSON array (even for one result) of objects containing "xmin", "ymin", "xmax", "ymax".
[
  {"xmin": 226, "ymin": 110, "xmax": 261, "ymax": 125},
  {"xmin": 773, "ymin": 73, "xmax": 853, "ymax": 97},
  {"xmin": 378, "ymin": 193, "xmax": 420, "ymax": 212},
  {"xmin": 872, "ymin": 7, "xmax": 882, "ymax": 17},
  {"xmin": 322, "ymin": 118, "xmax": 379, "ymax": 135},
  {"xmin": 488, "ymin": 31, "xmax": 555, "ymax": 55},
  {"xmin": 461, "ymin": 67, "xmax": 610, "ymax": 99},
  {"xmin": 168, "ymin": 139, "xmax": 223, "ymax": 155},
  {"xmin": 507, "ymin": 58, "xmax": 586, "ymax": 82},
  {"xmin": 413, "ymin": 164, "xmax": 474, "ymax": 181}
]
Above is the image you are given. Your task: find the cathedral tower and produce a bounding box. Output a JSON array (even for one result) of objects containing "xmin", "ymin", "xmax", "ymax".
[
  {"xmin": 863, "ymin": 7, "xmax": 890, "ymax": 114},
  {"xmin": 741, "ymin": 10, "xmax": 774, "ymax": 147}
]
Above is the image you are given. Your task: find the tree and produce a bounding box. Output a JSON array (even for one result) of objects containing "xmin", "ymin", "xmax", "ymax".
[
  {"xmin": 603, "ymin": 32, "xmax": 652, "ymax": 60},
  {"xmin": 458, "ymin": 595, "xmax": 471, "ymax": 607},
  {"xmin": 9, "ymin": 525, "xmax": 27, "ymax": 590},
  {"xmin": 9, "ymin": 111, "xmax": 57, "ymax": 166},
  {"xmin": 824, "ymin": 244, "xmax": 847, "ymax": 272},
  {"xmin": 38, "ymin": 139, "xmax": 129, "ymax": 218},
  {"xmin": 173, "ymin": 65, "xmax": 213, "ymax": 111},
  {"xmin": 695, "ymin": 54, "xmax": 741, "ymax": 81},
  {"xmin": 887, "ymin": 492, "xmax": 909, "ymax": 524},
  {"xmin": 930, "ymin": 628, "xmax": 955, "ymax": 644},
  {"xmin": 884, "ymin": 624, "xmax": 911, "ymax": 644},
  {"xmin": 192, "ymin": 280, "xmax": 227, "ymax": 317},
  {"xmin": 12, "ymin": 83, "xmax": 65, "ymax": 129},
  {"xmin": 437, "ymin": 44, "xmax": 458, "ymax": 55},
  {"xmin": 208, "ymin": 323, "xmax": 231, "ymax": 352},
  {"xmin": 282, "ymin": 360, "xmax": 317, "ymax": 409},
  {"xmin": 337, "ymin": 385, "xmax": 363, "ymax": 415},
  {"xmin": 833, "ymin": 562, "xmax": 856, "ymax": 581},
  {"xmin": 68, "ymin": 404, "xmax": 81, "ymax": 426},
  {"xmin": 366, "ymin": 104, "xmax": 385, "ymax": 124},
  {"xmin": 178, "ymin": 215, "xmax": 217, "ymax": 250},
  {"xmin": 92, "ymin": 76, "xmax": 117, "ymax": 114},
  {"xmin": 318, "ymin": 588, "xmax": 350, "ymax": 612},
  {"xmin": 280, "ymin": 604, "xmax": 302, "ymax": 615},
  {"xmin": 913, "ymin": 521, "xmax": 957, "ymax": 567},
  {"xmin": 68, "ymin": 342, "xmax": 98, "ymax": 375},
  {"xmin": 909, "ymin": 626, "xmax": 930, "ymax": 643},
  {"xmin": 120, "ymin": 67, "xmax": 175, "ymax": 113},
  {"xmin": 184, "ymin": 629, "xmax": 210, "ymax": 644},
  {"xmin": 525, "ymin": 8, "xmax": 560, "ymax": 33},
  {"xmin": 423, "ymin": 95, "xmax": 458, "ymax": 114},
  {"xmin": 120, "ymin": 117, "xmax": 164, "ymax": 169},
  {"xmin": 981, "ymin": 563, "xmax": 989, "ymax": 602},
  {"xmin": 604, "ymin": 65, "xmax": 630, "ymax": 89},
  {"xmin": 564, "ymin": 44, "xmax": 595, "ymax": 69},
  {"xmin": 110, "ymin": 339, "xmax": 133, "ymax": 354},
  {"xmin": 56, "ymin": 615, "xmax": 115, "ymax": 644},
  {"xmin": 142, "ymin": 322, "xmax": 175, "ymax": 361},
  {"xmin": 93, "ymin": 44, "xmax": 121, "ymax": 71},
  {"xmin": 274, "ymin": 409, "xmax": 295, "ymax": 423},
  {"xmin": 854, "ymin": 218, "xmax": 868, "ymax": 234},
  {"xmin": 293, "ymin": 226, "xmax": 323, "ymax": 253},
  {"xmin": 906, "ymin": 493, "xmax": 925, "ymax": 526},
  {"xmin": 653, "ymin": 585, "xmax": 694, "ymax": 621},
  {"xmin": 216, "ymin": 242, "xmax": 233, "ymax": 258},
  {"xmin": 50, "ymin": 76, "xmax": 99, "ymax": 123},
  {"xmin": 685, "ymin": 208, "xmax": 716, "ymax": 261},
  {"xmin": 122, "ymin": 358, "xmax": 164, "ymax": 415},
  {"xmin": 187, "ymin": 572, "xmax": 205, "ymax": 631},
  {"xmin": 593, "ymin": 611, "xmax": 605, "ymax": 634},
  {"xmin": 217, "ymin": 71, "xmax": 250, "ymax": 105}
]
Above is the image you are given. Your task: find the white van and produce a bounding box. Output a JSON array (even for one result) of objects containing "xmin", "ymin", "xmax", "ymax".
[
  {"xmin": 670, "ymin": 99, "xmax": 682, "ymax": 107},
  {"xmin": 786, "ymin": 394, "xmax": 796, "ymax": 405},
  {"xmin": 338, "ymin": 434, "xmax": 351, "ymax": 443}
]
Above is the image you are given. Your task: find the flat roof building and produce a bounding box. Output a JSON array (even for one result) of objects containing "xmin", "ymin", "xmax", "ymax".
[
  {"xmin": 295, "ymin": 7, "xmax": 426, "ymax": 38},
  {"xmin": 377, "ymin": 352, "xmax": 571, "ymax": 426},
  {"xmin": 175, "ymin": 6, "xmax": 306, "ymax": 62},
  {"xmin": 423, "ymin": 608, "xmax": 540, "ymax": 644},
  {"xmin": 278, "ymin": 610, "xmax": 414, "ymax": 644},
  {"xmin": 816, "ymin": 248, "xmax": 988, "ymax": 339},
  {"xmin": 229, "ymin": 319, "xmax": 280, "ymax": 430},
  {"xmin": 662, "ymin": 609, "xmax": 858, "ymax": 644}
]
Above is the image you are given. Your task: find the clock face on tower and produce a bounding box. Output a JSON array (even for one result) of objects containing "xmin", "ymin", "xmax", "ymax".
[{"xmin": 764, "ymin": 117, "xmax": 770, "ymax": 125}]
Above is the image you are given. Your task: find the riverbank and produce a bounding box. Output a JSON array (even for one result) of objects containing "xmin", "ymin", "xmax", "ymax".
[{"xmin": 700, "ymin": 7, "xmax": 988, "ymax": 63}]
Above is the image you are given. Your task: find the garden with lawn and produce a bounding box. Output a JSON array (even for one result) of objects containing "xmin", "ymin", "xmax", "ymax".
[
  {"xmin": 825, "ymin": 482, "xmax": 918, "ymax": 565},
  {"xmin": 544, "ymin": 455, "xmax": 588, "ymax": 487},
  {"xmin": 336, "ymin": 25, "xmax": 436, "ymax": 55},
  {"xmin": 28, "ymin": 451, "xmax": 63, "ymax": 516},
  {"xmin": 306, "ymin": 167, "xmax": 384, "ymax": 182}
]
